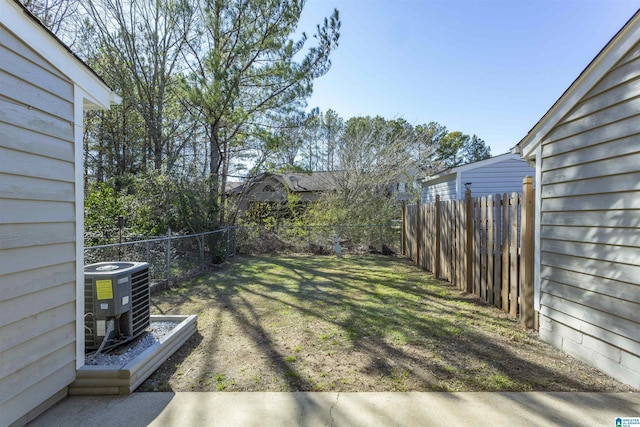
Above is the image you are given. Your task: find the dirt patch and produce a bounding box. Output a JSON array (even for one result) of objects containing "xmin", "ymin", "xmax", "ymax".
[{"xmin": 139, "ymin": 255, "xmax": 635, "ymax": 392}]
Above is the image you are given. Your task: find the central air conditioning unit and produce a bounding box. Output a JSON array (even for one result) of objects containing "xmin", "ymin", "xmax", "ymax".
[{"xmin": 84, "ymin": 261, "xmax": 150, "ymax": 352}]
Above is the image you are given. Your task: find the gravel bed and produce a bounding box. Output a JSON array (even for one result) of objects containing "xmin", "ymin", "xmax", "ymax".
[{"xmin": 85, "ymin": 321, "xmax": 178, "ymax": 366}]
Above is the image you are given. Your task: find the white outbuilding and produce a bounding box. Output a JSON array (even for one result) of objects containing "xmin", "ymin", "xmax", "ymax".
[{"xmin": 421, "ymin": 153, "xmax": 535, "ymax": 203}]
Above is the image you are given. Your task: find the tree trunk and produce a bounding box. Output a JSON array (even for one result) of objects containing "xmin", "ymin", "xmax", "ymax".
[{"xmin": 209, "ymin": 123, "xmax": 221, "ymax": 229}]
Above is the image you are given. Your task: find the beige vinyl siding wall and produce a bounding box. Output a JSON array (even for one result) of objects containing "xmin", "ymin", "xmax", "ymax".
[
  {"xmin": 537, "ymin": 39, "xmax": 640, "ymax": 388},
  {"xmin": 460, "ymin": 159, "xmax": 535, "ymax": 197},
  {"xmin": 0, "ymin": 25, "xmax": 77, "ymax": 424}
]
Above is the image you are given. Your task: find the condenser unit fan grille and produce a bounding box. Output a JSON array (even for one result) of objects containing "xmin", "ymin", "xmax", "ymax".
[{"xmin": 131, "ymin": 267, "xmax": 150, "ymax": 338}]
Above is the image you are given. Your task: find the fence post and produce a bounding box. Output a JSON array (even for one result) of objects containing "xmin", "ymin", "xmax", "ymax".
[
  {"xmin": 166, "ymin": 227, "xmax": 172, "ymax": 287},
  {"xmin": 465, "ymin": 189, "xmax": 473, "ymax": 293},
  {"xmin": 402, "ymin": 202, "xmax": 407, "ymax": 256},
  {"xmin": 226, "ymin": 227, "xmax": 231, "ymax": 259},
  {"xmin": 200, "ymin": 234, "xmax": 205, "ymax": 271},
  {"xmin": 520, "ymin": 176, "xmax": 535, "ymax": 328},
  {"xmin": 307, "ymin": 226, "xmax": 311, "ymax": 252},
  {"xmin": 416, "ymin": 199, "xmax": 421, "ymax": 268},
  {"xmin": 145, "ymin": 240, "xmax": 151, "ymax": 265},
  {"xmin": 434, "ymin": 195, "xmax": 441, "ymax": 278}
]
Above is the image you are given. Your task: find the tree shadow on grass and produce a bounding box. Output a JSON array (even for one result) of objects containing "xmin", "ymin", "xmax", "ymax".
[{"xmin": 145, "ymin": 255, "xmax": 633, "ymax": 394}]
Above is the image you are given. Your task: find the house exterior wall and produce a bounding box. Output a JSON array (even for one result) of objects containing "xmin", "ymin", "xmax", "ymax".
[
  {"xmin": 421, "ymin": 176, "xmax": 456, "ymax": 203},
  {"xmin": 0, "ymin": 25, "xmax": 78, "ymax": 425},
  {"xmin": 459, "ymin": 159, "xmax": 534, "ymax": 198},
  {"xmin": 536, "ymin": 39, "xmax": 640, "ymax": 389}
]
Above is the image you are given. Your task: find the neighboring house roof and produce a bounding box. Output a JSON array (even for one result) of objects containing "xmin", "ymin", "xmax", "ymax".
[
  {"xmin": 278, "ymin": 171, "xmax": 340, "ymax": 192},
  {"xmin": 516, "ymin": 10, "xmax": 640, "ymax": 159},
  {"xmin": 2, "ymin": 0, "xmax": 120, "ymax": 109},
  {"xmin": 422, "ymin": 153, "xmax": 522, "ymax": 184},
  {"xmin": 229, "ymin": 171, "xmax": 341, "ymax": 195}
]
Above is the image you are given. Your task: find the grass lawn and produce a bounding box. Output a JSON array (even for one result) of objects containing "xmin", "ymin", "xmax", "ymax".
[{"xmin": 139, "ymin": 255, "xmax": 633, "ymax": 392}]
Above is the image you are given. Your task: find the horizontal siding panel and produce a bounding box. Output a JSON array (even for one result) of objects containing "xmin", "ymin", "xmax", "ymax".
[
  {"xmin": 0, "ymin": 97, "xmax": 73, "ymax": 141},
  {"xmin": 460, "ymin": 175, "xmax": 523, "ymax": 183},
  {"xmin": 546, "ymin": 98, "xmax": 640, "ymax": 146},
  {"xmin": 541, "ymin": 265, "xmax": 640, "ymax": 302},
  {"xmin": 0, "ymin": 26, "xmax": 67, "ymax": 81},
  {"xmin": 422, "ymin": 179, "xmax": 456, "ymax": 202},
  {"xmin": 0, "ymin": 69, "xmax": 73, "ymax": 121},
  {"xmin": 0, "ymin": 344, "xmax": 75, "ymax": 406},
  {"xmin": 618, "ymin": 40, "xmax": 640, "ymax": 65},
  {"xmin": 0, "ymin": 302, "xmax": 73, "ymax": 353},
  {"xmin": 541, "ymin": 210, "xmax": 640, "ymax": 228},
  {"xmin": 0, "ymin": 323, "xmax": 74, "ymax": 377},
  {"xmin": 542, "ymin": 114, "xmax": 640, "ymax": 157},
  {"xmin": 0, "ymin": 44, "xmax": 72, "ymax": 101},
  {"xmin": 541, "ymin": 191, "xmax": 640, "ymax": 211},
  {"xmin": 542, "ymin": 252, "xmax": 640, "ymax": 288},
  {"xmin": 542, "ymin": 224, "xmax": 640, "ymax": 248},
  {"xmin": 542, "ymin": 135, "xmax": 640, "ymax": 171},
  {"xmin": 0, "ymin": 361, "xmax": 73, "ymax": 426},
  {"xmin": 462, "ymin": 159, "xmax": 533, "ymax": 174},
  {"xmin": 542, "ymin": 239, "xmax": 640, "ymax": 266},
  {"xmin": 0, "ymin": 199, "xmax": 75, "ymax": 224},
  {"xmin": 541, "ymin": 172, "xmax": 640, "ymax": 198},
  {"xmin": 0, "ymin": 262, "xmax": 75, "ymax": 301},
  {"xmin": 0, "ymin": 281, "xmax": 75, "ymax": 328},
  {"xmin": 564, "ymin": 78, "xmax": 640, "ymax": 123},
  {"xmin": 0, "ymin": 222, "xmax": 75, "ymax": 250},
  {"xmin": 0, "ymin": 173, "xmax": 74, "ymax": 202},
  {"xmin": 0, "ymin": 147, "xmax": 74, "ymax": 182},
  {"xmin": 540, "ymin": 291, "xmax": 640, "ymax": 348},
  {"xmin": 0, "ymin": 242, "xmax": 75, "ymax": 276},
  {"xmin": 543, "ymin": 279, "xmax": 640, "ymax": 324},
  {"xmin": 585, "ymin": 55, "xmax": 640, "ymax": 99},
  {"xmin": 541, "ymin": 152, "xmax": 640, "ymax": 184},
  {"xmin": 540, "ymin": 305, "xmax": 640, "ymax": 357},
  {"xmin": 0, "ymin": 121, "xmax": 74, "ymax": 162}
]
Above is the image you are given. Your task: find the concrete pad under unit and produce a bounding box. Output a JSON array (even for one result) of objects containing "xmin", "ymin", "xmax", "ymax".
[{"xmin": 69, "ymin": 315, "xmax": 197, "ymax": 396}]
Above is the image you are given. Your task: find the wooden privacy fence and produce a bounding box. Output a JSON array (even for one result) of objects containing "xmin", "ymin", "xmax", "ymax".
[{"xmin": 402, "ymin": 177, "xmax": 535, "ymax": 328}]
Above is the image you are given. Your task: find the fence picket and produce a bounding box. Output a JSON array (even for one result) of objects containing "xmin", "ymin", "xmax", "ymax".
[
  {"xmin": 509, "ymin": 192, "xmax": 519, "ymax": 318},
  {"xmin": 501, "ymin": 193, "xmax": 509, "ymax": 312},
  {"xmin": 493, "ymin": 194, "xmax": 502, "ymax": 308},
  {"xmin": 487, "ymin": 195, "xmax": 494, "ymax": 305},
  {"xmin": 480, "ymin": 197, "xmax": 487, "ymax": 301},
  {"xmin": 402, "ymin": 178, "xmax": 535, "ymax": 328}
]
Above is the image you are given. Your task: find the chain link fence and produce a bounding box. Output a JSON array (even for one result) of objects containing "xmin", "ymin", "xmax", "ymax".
[
  {"xmin": 84, "ymin": 223, "xmax": 402, "ymax": 287},
  {"xmin": 84, "ymin": 229, "xmax": 230, "ymax": 287},
  {"xmin": 229, "ymin": 222, "xmax": 402, "ymax": 256}
]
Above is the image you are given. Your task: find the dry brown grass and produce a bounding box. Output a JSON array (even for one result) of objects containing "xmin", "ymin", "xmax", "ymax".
[{"xmin": 139, "ymin": 255, "xmax": 634, "ymax": 393}]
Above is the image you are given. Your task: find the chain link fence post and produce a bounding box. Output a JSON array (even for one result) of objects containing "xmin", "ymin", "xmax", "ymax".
[{"xmin": 166, "ymin": 227, "xmax": 172, "ymax": 286}]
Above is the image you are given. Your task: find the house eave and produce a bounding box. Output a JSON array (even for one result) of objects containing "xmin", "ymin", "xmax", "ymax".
[
  {"xmin": 517, "ymin": 9, "xmax": 640, "ymax": 160},
  {"xmin": 2, "ymin": 0, "xmax": 120, "ymax": 110}
]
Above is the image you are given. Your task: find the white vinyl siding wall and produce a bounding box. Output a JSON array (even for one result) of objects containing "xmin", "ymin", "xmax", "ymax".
[
  {"xmin": 537, "ymin": 39, "xmax": 640, "ymax": 388},
  {"xmin": 421, "ymin": 176, "xmax": 456, "ymax": 203},
  {"xmin": 0, "ymin": 24, "xmax": 77, "ymax": 424},
  {"xmin": 421, "ymin": 157, "xmax": 535, "ymax": 203},
  {"xmin": 460, "ymin": 159, "xmax": 534, "ymax": 197}
]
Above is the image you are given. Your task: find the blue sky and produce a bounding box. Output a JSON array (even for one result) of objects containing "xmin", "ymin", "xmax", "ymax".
[{"xmin": 297, "ymin": 0, "xmax": 640, "ymax": 155}]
